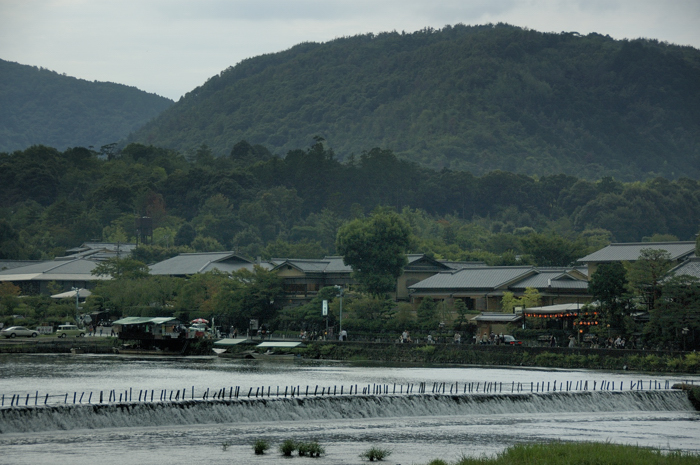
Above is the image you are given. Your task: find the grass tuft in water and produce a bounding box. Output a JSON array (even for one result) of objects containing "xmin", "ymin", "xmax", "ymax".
[
  {"xmin": 279, "ymin": 439, "xmax": 296, "ymax": 456},
  {"xmin": 360, "ymin": 446, "xmax": 392, "ymax": 461},
  {"xmin": 252, "ymin": 439, "xmax": 270, "ymax": 455}
]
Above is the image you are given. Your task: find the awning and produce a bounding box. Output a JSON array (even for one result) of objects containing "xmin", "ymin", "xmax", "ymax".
[
  {"xmin": 523, "ymin": 302, "xmax": 597, "ymax": 316},
  {"xmin": 51, "ymin": 288, "xmax": 92, "ymax": 299},
  {"xmin": 112, "ymin": 317, "xmax": 178, "ymax": 325},
  {"xmin": 256, "ymin": 341, "xmax": 305, "ymax": 348},
  {"xmin": 470, "ymin": 312, "xmax": 523, "ymax": 323},
  {"xmin": 213, "ymin": 338, "xmax": 250, "ymax": 346}
]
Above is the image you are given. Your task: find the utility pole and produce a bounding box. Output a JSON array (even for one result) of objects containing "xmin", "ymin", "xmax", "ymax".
[
  {"xmin": 335, "ymin": 286, "xmax": 344, "ymax": 335},
  {"xmin": 72, "ymin": 287, "xmax": 80, "ymax": 325}
]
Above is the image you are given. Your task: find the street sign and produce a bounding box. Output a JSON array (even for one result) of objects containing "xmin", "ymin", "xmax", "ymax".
[{"xmin": 322, "ymin": 300, "xmax": 328, "ymax": 316}]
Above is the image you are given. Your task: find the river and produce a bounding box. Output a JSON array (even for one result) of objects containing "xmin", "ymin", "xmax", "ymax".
[{"xmin": 0, "ymin": 353, "xmax": 698, "ymax": 465}]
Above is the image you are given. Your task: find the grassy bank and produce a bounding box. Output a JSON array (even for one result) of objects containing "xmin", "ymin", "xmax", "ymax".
[
  {"xmin": 424, "ymin": 442, "xmax": 699, "ymax": 465},
  {"xmin": 295, "ymin": 341, "xmax": 700, "ymax": 373}
]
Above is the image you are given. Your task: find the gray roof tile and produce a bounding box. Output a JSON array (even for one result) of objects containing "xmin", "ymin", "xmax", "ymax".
[
  {"xmin": 0, "ymin": 258, "xmax": 108, "ymax": 281},
  {"xmin": 578, "ymin": 242, "xmax": 696, "ymax": 263},
  {"xmin": 668, "ymin": 258, "xmax": 700, "ymax": 280},
  {"xmin": 149, "ymin": 252, "xmax": 269, "ymax": 275},
  {"xmin": 409, "ymin": 267, "xmax": 535, "ymax": 290}
]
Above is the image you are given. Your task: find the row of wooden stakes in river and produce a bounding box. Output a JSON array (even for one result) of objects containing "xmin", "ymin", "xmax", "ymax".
[{"xmin": 0, "ymin": 378, "xmax": 681, "ymax": 408}]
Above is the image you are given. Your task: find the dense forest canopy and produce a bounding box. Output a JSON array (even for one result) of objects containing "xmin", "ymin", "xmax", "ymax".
[
  {"xmin": 0, "ymin": 59, "xmax": 173, "ymax": 153},
  {"xmin": 1, "ymin": 141, "xmax": 698, "ymax": 264},
  {"xmin": 128, "ymin": 24, "xmax": 700, "ymax": 180}
]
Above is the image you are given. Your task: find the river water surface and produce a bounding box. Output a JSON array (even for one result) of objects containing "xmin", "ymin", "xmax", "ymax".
[{"xmin": 0, "ymin": 354, "xmax": 698, "ymax": 465}]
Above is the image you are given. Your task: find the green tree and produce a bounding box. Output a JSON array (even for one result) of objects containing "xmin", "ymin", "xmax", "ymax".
[
  {"xmin": 211, "ymin": 266, "xmax": 283, "ymax": 330},
  {"xmin": 452, "ymin": 299, "xmax": 469, "ymax": 330},
  {"xmin": 588, "ymin": 262, "xmax": 628, "ymax": 331},
  {"xmin": 0, "ymin": 282, "xmax": 21, "ymax": 315},
  {"xmin": 501, "ymin": 292, "xmax": 519, "ymax": 313},
  {"xmin": 416, "ymin": 297, "xmax": 439, "ymax": 331},
  {"xmin": 520, "ymin": 233, "xmax": 586, "ymax": 267},
  {"xmin": 91, "ymin": 257, "xmax": 150, "ymax": 280},
  {"xmin": 336, "ymin": 209, "xmax": 411, "ymax": 296},
  {"xmin": 647, "ymin": 275, "xmax": 700, "ymax": 351},
  {"xmin": 627, "ymin": 248, "xmax": 673, "ymax": 311},
  {"xmin": 521, "ymin": 287, "xmax": 541, "ymax": 309},
  {"xmin": 389, "ymin": 302, "xmax": 417, "ymax": 332},
  {"xmin": 174, "ymin": 223, "xmax": 196, "ymax": 247},
  {"xmin": 0, "ymin": 219, "xmax": 27, "ymax": 259}
]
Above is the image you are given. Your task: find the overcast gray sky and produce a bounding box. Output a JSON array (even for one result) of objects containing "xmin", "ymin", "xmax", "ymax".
[{"xmin": 1, "ymin": 0, "xmax": 699, "ymax": 101}]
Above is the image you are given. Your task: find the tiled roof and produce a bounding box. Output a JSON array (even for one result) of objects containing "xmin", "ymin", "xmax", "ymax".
[
  {"xmin": 439, "ymin": 260, "xmax": 487, "ymax": 270},
  {"xmin": 322, "ymin": 256, "xmax": 353, "ymax": 273},
  {"xmin": 510, "ymin": 270, "xmax": 588, "ymax": 290},
  {"xmin": 409, "ymin": 267, "xmax": 535, "ymax": 290},
  {"xmin": 149, "ymin": 252, "xmax": 269, "ymax": 275},
  {"xmin": 0, "ymin": 258, "xmax": 108, "ymax": 281},
  {"xmin": 578, "ymin": 242, "xmax": 696, "ymax": 263},
  {"xmin": 668, "ymin": 257, "xmax": 700, "ymax": 280},
  {"xmin": 272, "ymin": 257, "xmax": 352, "ymax": 274},
  {"xmin": 64, "ymin": 242, "xmax": 137, "ymax": 260},
  {"xmin": 0, "ymin": 260, "xmax": 46, "ymax": 271}
]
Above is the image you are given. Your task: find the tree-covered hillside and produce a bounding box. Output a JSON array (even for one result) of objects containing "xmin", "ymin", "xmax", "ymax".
[
  {"xmin": 128, "ymin": 24, "xmax": 700, "ymax": 180},
  {"xmin": 1, "ymin": 141, "xmax": 699, "ymax": 264},
  {"xmin": 0, "ymin": 59, "xmax": 173, "ymax": 153}
]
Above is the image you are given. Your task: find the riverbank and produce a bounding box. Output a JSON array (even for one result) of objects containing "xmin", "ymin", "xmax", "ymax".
[
  {"xmin": 3, "ymin": 337, "xmax": 698, "ymax": 374},
  {"xmin": 0, "ymin": 336, "xmax": 214, "ymax": 355},
  {"xmin": 293, "ymin": 341, "xmax": 700, "ymax": 373}
]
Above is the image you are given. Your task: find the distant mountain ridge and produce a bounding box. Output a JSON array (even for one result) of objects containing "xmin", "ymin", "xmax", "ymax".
[
  {"xmin": 128, "ymin": 23, "xmax": 700, "ymax": 180},
  {"xmin": 0, "ymin": 59, "xmax": 173, "ymax": 153}
]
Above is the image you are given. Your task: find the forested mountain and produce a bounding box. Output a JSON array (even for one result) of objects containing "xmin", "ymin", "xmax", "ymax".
[
  {"xmin": 0, "ymin": 59, "xmax": 173, "ymax": 153},
  {"xmin": 1, "ymin": 142, "xmax": 699, "ymax": 264},
  {"xmin": 129, "ymin": 24, "xmax": 700, "ymax": 181}
]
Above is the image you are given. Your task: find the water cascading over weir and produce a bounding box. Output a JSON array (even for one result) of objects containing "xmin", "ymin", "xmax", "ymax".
[{"xmin": 0, "ymin": 390, "xmax": 694, "ymax": 434}]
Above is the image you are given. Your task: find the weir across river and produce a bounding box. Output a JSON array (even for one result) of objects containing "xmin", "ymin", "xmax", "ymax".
[
  {"xmin": 0, "ymin": 389, "xmax": 694, "ymax": 434},
  {"xmin": 0, "ymin": 376, "xmax": 684, "ymax": 408}
]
